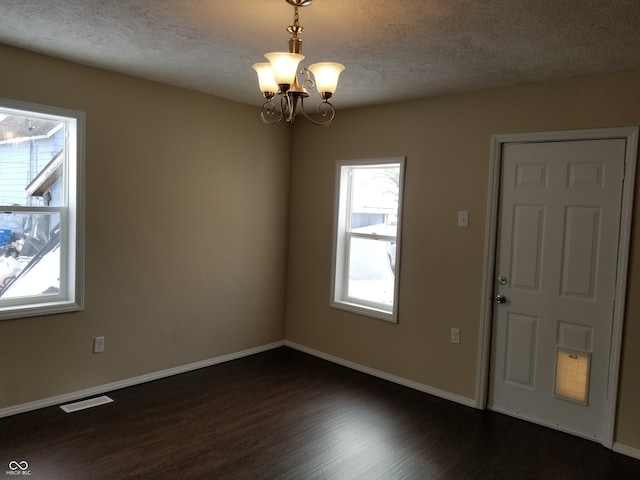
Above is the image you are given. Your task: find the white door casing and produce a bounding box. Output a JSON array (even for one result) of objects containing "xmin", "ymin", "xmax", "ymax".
[{"xmin": 476, "ymin": 127, "xmax": 638, "ymax": 449}]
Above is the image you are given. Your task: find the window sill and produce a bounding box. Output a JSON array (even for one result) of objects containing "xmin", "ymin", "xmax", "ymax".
[
  {"xmin": 330, "ymin": 300, "xmax": 397, "ymax": 323},
  {"xmin": 0, "ymin": 300, "xmax": 83, "ymax": 321}
]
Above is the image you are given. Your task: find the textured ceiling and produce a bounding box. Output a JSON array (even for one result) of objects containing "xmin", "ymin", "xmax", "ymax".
[{"xmin": 0, "ymin": 0, "xmax": 639, "ymax": 109}]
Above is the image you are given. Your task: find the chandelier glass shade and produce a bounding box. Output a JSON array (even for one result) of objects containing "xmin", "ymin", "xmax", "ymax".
[
  {"xmin": 252, "ymin": 0, "xmax": 345, "ymax": 126},
  {"xmin": 307, "ymin": 62, "xmax": 346, "ymax": 98}
]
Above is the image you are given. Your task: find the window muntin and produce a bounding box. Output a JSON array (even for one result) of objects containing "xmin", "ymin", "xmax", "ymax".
[
  {"xmin": 0, "ymin": 99, "xmax": 84, "ymax": 320},
  {"xmin": 332, "ymin": 158, "xmax": 405, "ymax": 322}
]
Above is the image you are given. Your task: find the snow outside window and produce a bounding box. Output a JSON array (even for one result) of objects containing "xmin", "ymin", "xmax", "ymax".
[
  {"xmin": 331, "ymin": 158, "xmax": 405, "ymax": 322},
  {"xmin": 0, "ymin": 99, "xmax": 84, "ymax": 320}
]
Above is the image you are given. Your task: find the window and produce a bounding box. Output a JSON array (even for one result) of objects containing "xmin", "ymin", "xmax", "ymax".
[
  {"xmin": 331, "ymin": 158, "xmax": 405, "ymax": 322},
  {"xmin": 0, "ymin": 99, "xmax": 84, "ymax": 320}
]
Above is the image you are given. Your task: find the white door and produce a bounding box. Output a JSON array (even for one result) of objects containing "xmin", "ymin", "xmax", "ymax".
[{"xmin": 488, "ymin": 138, "xmax": 626, "ymax": 441}]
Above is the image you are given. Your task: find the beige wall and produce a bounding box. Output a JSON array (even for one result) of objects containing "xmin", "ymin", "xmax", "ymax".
[
  {"xmin": 285, "ymin": 69, "xmax": 640, "ymax": 448},
  {"xmin": 0, "ymin": 44, "xmax": 291, "ymax": 408}
]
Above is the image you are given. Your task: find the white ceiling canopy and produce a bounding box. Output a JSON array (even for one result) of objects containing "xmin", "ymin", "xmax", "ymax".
[{"xmin": 0, "ymin": 0, "xmax": 639, "ymax": 109}]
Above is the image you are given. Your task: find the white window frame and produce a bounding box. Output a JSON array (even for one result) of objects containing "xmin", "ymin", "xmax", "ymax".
[
  {"xmin": 331, "ymin": 157, "xmax": 405, "ymax": 322},
  {"xmin": 0, "ymin": 98, "xmax": 85, "ymax": 321}
]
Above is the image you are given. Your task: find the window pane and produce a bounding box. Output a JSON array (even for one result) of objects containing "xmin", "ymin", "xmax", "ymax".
[
  {"xmin": 347, "ymin": 165, "xmax": 399, "ymax": 309},
  {"xmin": 0, "ymin": 114, "xmax": 65, "ymax": 207},
  {"xmin": 349, "ymin": 166, "xmax": 399, "ymax": 236},
  {"xmin": 0, "ymin": 212, "xmax": 61, "ymax": 299},
  {"xmin": 347, "ymin": 236, "xmax": 395, "ymax": 308}
]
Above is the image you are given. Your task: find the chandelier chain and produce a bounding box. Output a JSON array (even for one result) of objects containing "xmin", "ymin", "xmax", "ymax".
[{"xmin": 288, "ymin": 6, "xmax": 303, "ymax": 37}]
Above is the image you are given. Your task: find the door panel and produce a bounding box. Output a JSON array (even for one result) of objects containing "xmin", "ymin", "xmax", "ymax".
[
  {"xmin": 504, "ymin": 312, "xmax": 537, "ymax": 388},
  {"xmin": 510, "ymin": 205, "xmax": 544, "ymax": 291},
  {"xmin": 488, "ymin": 139, "xmax": 626, "ymax": 440},
  {"xmin": 561, "ymin": 206, "xmax": 600, "ymax": 299}
]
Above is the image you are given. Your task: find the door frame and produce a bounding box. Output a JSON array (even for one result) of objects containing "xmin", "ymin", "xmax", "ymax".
[{"xmin": 475, "ymin": 127, "xmax": 639, "ymax": 448}]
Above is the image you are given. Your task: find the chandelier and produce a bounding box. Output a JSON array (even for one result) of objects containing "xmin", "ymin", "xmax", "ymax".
[{"xmin": 252, "ymin": 0, "xmax": 345, "ymax": 126}]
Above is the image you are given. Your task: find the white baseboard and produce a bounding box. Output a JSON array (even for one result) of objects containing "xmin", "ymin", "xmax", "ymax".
[
  {"xmin": 0, "ymin": 340, "xmax": 285, "ymax": 419},
  {"xmin": 284, "ymin": 340, "xmax": 476, "ymax": 408},
  {"xmin": 613, "ymin": 442, "xmax": 640, "ymax": 460}
]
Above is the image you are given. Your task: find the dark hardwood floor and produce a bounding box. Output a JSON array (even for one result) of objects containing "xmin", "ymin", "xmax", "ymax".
[{"xmin": 2, "ymin": 347, "xmax": 640, "ymax": 479}]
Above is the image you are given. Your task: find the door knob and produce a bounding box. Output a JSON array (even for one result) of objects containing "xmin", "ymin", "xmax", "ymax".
[{"xmin": 495, "ymin": 294, "xmax": 507, "ymax": 304}]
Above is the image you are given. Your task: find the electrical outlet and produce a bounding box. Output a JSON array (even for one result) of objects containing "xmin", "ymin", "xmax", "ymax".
[
  {"xmin": 451, "ymin": 328, "xmax": 461, "ymax": 344},
  {"xmin": 457, "ymin": 211, "xmax": 469, "ymax": 228},
  {"xmin": 93, "ymin": 336, "xmax": 105, "ymax": 354}
]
